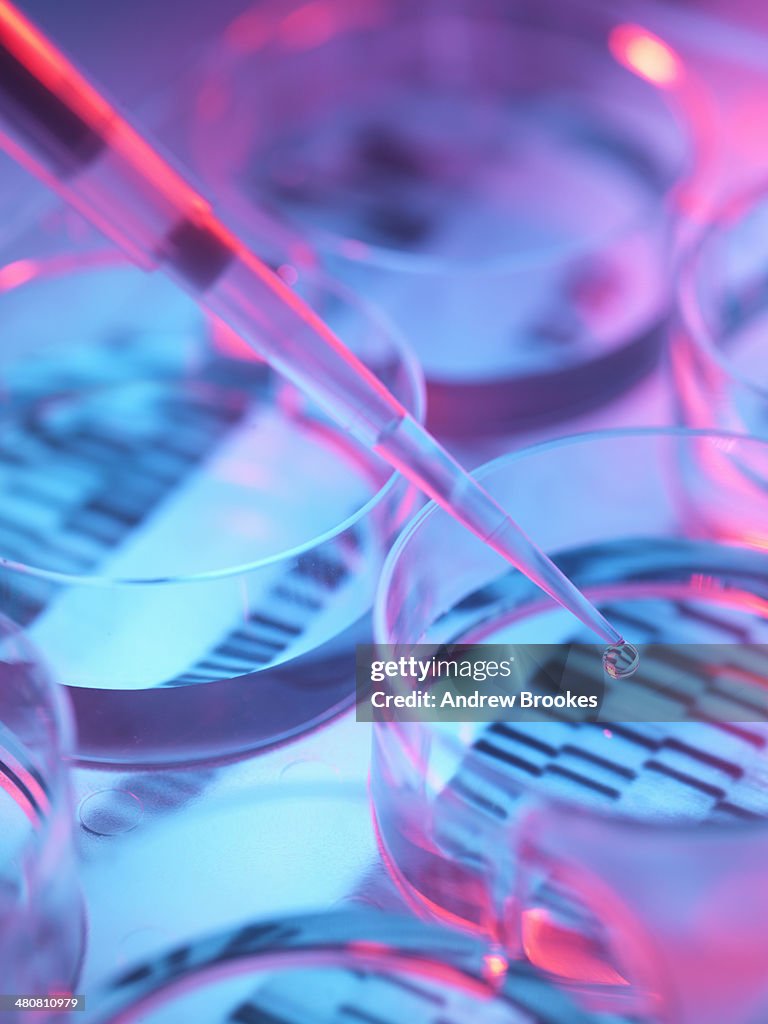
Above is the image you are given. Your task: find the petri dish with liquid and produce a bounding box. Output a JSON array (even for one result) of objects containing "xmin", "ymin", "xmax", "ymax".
[
  {"xmin": 83, "ymin": 909, "xmax": 641, "ymax": 1024},
  {"xmin": 0, "ymin": 248, "xmax": 424, "ymax": 766},
  {"xmin": 371, "ymin": 429, "xmax": 768, "ymax": 1023},
  {"xmin": 184, "ymin": 0, "xmax": 691, "ymax": 435},
  {"xmin": 0, "ymin": 615, "xmax": 83, "ymax": 1013}
]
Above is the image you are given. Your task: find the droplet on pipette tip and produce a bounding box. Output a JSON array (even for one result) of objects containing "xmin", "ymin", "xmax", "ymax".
[{"xmin": 602, "ymin": 641, "xmax": 640, "ymax": 679}]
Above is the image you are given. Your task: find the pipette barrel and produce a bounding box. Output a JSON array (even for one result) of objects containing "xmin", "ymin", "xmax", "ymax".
[
  {"xmin": 0, "ymin": 1, "xmax": 623, "ymax": 645},
  {"xmin": 0, "ymin": 2, "xmax": 410, "ymax": 437}
]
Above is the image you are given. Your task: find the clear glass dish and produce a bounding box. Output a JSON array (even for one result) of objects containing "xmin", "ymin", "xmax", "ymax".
[
  {"xmin": 184, "ymin": 0, "xmax": 690, "ymax": 435},
  {"xmin": 84, "ymin": 909, "xmax": 638, "ymax": 1024},
  {"xmin": 0, "ymin": 251, "xmax": 424, "ymax": 766},
  {"xmin": 0, "ymin": 615, "xmax": 83, "ymax": 1014},
  {"xmin": 371, "ymin": 429, "xmax": 768, "ymax": 1023}
]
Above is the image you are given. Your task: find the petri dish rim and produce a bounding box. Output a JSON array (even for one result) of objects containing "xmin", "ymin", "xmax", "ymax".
[
  {"xmin": 677, "ymin": 176, "xmax": 768, "ymax": 404},
  {"xmin": 194, "ymin": 10, "xmax": 694, "ymax": 277},
  {"xmin": 0, "ymin": 252, "xmax": 426, "ymax": 588},
  {"xmin": 373, "ymin": 424, "xmax": 768, "ymax": 836},
  {"xmin": 0, "ymin": 610, "xmax": 76, "ymax": 787},
  {"xmin": 0, "ymin": 613, "xmax": 87, "ymax": 988},
  {"xmin": 88, "ymin": 909, "xmax": 592, "ymax": 1024}
]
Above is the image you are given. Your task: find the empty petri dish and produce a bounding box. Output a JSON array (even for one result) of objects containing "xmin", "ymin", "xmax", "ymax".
[
  {"xmin": 0, "ymin": 615, "xmax": 83, "ymax": 1008},
  {"xmin": 85, "ymin": 909, "xmax": 638, "ymax": 1023},
  {"xmin": 0, "ymin": 252, "xmax": 424, "ymax": 766},
  {"xmin": 675, "ymin": 179, "xmax": 768, "ymax": 440},
  {"xmin": 371, "ymin": 429, "xmax": 768, "ymax": 1022},
  {"xmin": 184, "ymin": 0, "xmax": 690, "ymax": 434}
]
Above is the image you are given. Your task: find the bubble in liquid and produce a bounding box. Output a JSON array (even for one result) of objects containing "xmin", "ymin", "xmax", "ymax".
[{"xmin": 602, "ymin": 641, "xmax": 640, "ymax": 679}]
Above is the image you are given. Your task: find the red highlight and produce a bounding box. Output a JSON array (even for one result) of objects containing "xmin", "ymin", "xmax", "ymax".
[
  {"xmin": 481, "ymin": 952, "xmax": 508, "ymax": 982},
  {"xmin": 3, "ymin": 749, "xmax": 49, "ymax": 816},
  {"xmin": 0, "ymin": 1, "xmax": 113, "ymax": 129},
  {"xmin": 522, "ymin": 906, "xmax": 629, "ymax": 986},
  {"xmin": 210, "ymin": 315, "xmax": 264, "ymax": 363},
  {"xmin": 346, "ymin": 940, "xmax": 392, "ymax": 957},
  {"xmin": 609, "ymin": 24, "xmax": 683, "ymax": 88},
  {"xmin": 0, "ymin": 257, "xmax": 37, "ymax": 291},
  {"xmin": 0, "ymin": 250, "xmax": 122, "ymax": 294},
  {"xmin": 0, "ymin": 769, "xmax": 38, "ymax": 826}
]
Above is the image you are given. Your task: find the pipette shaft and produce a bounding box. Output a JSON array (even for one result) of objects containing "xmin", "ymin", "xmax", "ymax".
[{"xmin": 0, "ymin": 1, "xmax": 623, "ymax": 645}]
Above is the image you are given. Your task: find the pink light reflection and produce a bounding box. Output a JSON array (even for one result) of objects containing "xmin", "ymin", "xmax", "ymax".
[
  {"xmin": 279, "ymin": 0, "xmax": 338, "ymax": 51},
  {"xmin": 481, "ymin": 952, "xmax": 508, "ymax": 984},
  {"xmin": 0, "ymin": 257, "xmax": 38, "ymax": 291},
  {"xmin": 522, "ymin": 906, "xmax": 629, "ymax": 986},
  {"xmin": 609, "ymin": 24, "xmax": 683, "ymax": 89},
  {"xmin": 210, "ymin": 315, "xmax": 266, "ymax": 362}
]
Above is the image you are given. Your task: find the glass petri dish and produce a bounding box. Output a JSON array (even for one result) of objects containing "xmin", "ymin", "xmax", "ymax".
[
  {"xmin": 0, "ymin": 252, "xmax": 424, "ymax": 767},
  {"xmin": 184, "ymin": 0, "xmax": 690, "ymax": 435},
  {"xmin": 84, "ymin": 910, "xmax": 638, "ymax": 1024},
  {"xmin": 674, "ymin": 180, "xmax": 768, "ymax": 440},
  {"xmin": 371, "ymin": 429, "xmax": 768, "ymax": 1023},
  {"xmin": 0, "ymin": 615, "xmax": 83, "ymax": 1010}
]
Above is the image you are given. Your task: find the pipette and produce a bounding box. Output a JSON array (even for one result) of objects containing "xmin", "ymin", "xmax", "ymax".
[{"xmin": 0, "ymin": 1, "xmax": 633, "ymax": 659}]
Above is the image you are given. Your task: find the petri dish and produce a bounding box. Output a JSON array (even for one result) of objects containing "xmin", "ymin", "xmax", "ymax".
[
  {"xmin": 184, "ymin": 0, "xmax": 690, "ymax": 435},
  {"xmin": 84, "ymin": 909, "xmax": 638, "ymax": 1024},
  {"xmin": 0, "ymin": 614, "xmax": 83, "ymax": 1010},
  {"xmin": 371, "ymin": 429, "xmax": 768, "ymax": 1023},
  {"xmin": 0, "ymin": 251, "xmax": 424, "ymax": 767},
  {"xmin": 674, "ymin": 179, "xmax": 768, "ymax": 440}
]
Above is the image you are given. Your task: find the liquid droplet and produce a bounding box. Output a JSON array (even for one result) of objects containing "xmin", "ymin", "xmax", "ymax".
[{"xmin": 603, "ymin": 641, "xmax": 640, "ymax": 679}]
